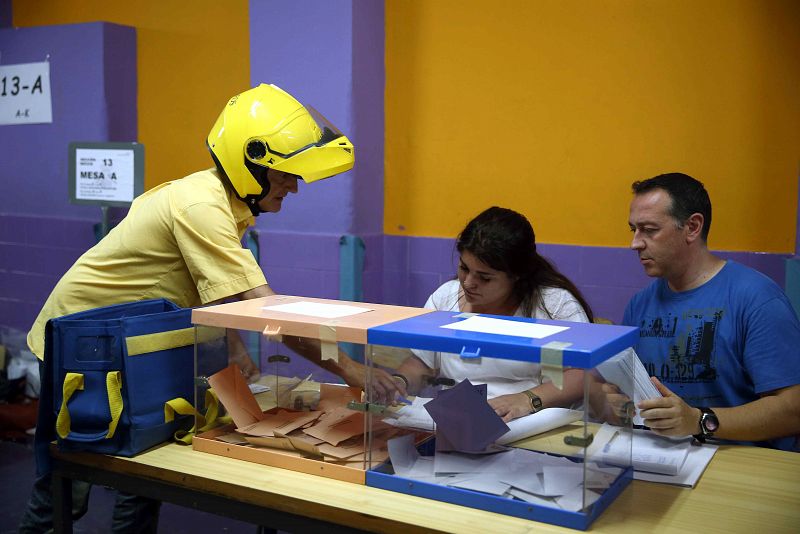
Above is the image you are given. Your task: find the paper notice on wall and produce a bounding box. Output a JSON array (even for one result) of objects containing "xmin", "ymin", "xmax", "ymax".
[{"xmin": 0, "ymin": 61, "xmax": 52, "ymax": 125}]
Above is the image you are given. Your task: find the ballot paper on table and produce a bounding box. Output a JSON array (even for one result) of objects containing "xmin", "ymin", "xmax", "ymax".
[
  {"xmin": 385, "ymin": 396, "xmax": 435, "ymax": 429},
  {"xmin": 495, "ymin": 408, "xmax": 583, "ymax": 445},
  {"xmin": 587, "ymin": 423, "xmax": 693, "ymax": 476},
  {"xmin": 634, "ymin": 441, "xmax": 718, "ymax": 488},
  {"xmin": 595, "ymin": 348, "xmax": 662, "ymax": 426},
  {"xmin": 248, "ymin": 383, "xmax": 271, "ymax": 394}
]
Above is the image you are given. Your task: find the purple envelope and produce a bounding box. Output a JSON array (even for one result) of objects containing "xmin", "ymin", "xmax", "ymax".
[{"xmin": 424, "ymin": 379, "xmax": 510, "ymax": 454}]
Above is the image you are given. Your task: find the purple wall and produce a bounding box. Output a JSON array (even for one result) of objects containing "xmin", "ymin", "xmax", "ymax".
[
  {"xmin": 248, "ymin": 0, "xmax": 385, "ymax": 303},
  {"xmin": 351, "ymin": 0, "xmax": 385, "ymax": 235},
  {"xmin": 249, "ymin": 0, "xmax": 354, "ymax": 235},
  {"xmin": 0, "ymin": 22, "xmax": 136, "ymax": 332},
  {"xmin": 0, "ymin": 23, "xmax": 136, "ymax": 218},
  {"xmin": 380, "ymin": 236, "xmax": 792, "ymax": 325}
]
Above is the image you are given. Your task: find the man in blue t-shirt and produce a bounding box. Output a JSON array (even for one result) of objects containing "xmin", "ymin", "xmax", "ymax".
[{"xmin": 623, "ymin": 172, "xmax": 800, "ymax": 450}]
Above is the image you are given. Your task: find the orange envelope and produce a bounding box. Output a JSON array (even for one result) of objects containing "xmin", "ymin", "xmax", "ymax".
[
  {"xmin": 274, "ymin": 431, "xmax": 324, "ymax": 458},
  {"xmin": 237, "ymin": 410, "xmax": 322, "ymax": 437},
  {"xmin": 208, "ymin": 363, "xmax": 265, "ymax": 427},
  {"xmin": 303, "ymin": 406, "xmax": 366, "ymax": 446},
  {"xmin": 317, "ymin": 384, "xmax": 362, "ymax": 413}
]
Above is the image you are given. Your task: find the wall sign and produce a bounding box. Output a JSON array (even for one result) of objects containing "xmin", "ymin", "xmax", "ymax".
[
  {"xmin": 68, "ymin": 142, "xmax": 144, "ymax": 206},
  {"xmin": 0, "ymin": 61, "xmax": 52, "ymax": 125}
]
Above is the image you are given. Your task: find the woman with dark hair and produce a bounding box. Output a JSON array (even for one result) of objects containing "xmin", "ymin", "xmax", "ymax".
[{"xmin": 394, "ymin": 206, "xmax": 594, "ymax": 422}]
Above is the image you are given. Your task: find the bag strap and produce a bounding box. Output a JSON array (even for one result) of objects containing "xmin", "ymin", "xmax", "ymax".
[
  {"xmin": 56, "ymin": 371, "xmax": 123, "ymax": 440},
  {"xmin": 106, "ymin": 371, "xmax": 123, "ymax": 438},
  {"xmin": 164, "ymin": 388, "xmax": 227, "ymax": 445},
  {"xmin": 55, "ymin": 372, "xmax": 83, "ymax": 439}
]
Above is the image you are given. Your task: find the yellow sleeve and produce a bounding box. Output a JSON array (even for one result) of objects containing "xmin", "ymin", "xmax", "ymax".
[{"xmin": 173, "ymin": 198, "xmax": 266, "ymax": 303}]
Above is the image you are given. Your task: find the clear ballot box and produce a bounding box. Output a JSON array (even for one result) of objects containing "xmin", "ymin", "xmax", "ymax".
[
  {"xmin": 190, "ymin": 295, "xmax": 432, "ymax": 484},
  {"xmin": 191, "ymin": 296, "xmax": 637, "ymax": 529},
  {"xmin": 364, "ymin": 311, "xmax": 638, "ymax": 530}
]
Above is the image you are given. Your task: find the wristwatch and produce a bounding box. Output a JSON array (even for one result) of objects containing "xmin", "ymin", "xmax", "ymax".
[
  {"xmin": 522, "ymin": 390, "xmax": 543, "ymax": 414},
  {"xmin": 694, "ymin": 407, "xmax": 719, "ymax": 442}
]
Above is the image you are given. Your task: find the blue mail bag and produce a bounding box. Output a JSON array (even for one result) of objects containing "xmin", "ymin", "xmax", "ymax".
[{"xmin": 47, "ymin": 298, "xmax": 197, "ymax": 456}]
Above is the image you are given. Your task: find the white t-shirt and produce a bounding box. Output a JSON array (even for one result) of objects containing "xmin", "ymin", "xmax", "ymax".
[{"xmin": 412, "ymin": 280, "xmax": 589, "ymax": 398}]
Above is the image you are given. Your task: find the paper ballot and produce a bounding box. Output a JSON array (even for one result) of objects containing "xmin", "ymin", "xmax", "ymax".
[
  {"xmin": 588, "ymin": 423, "xmax": 692, "ymax": 476},
  {"xmin": 261, "ymin": 301, "xmax": 373, "ymax": 319},
  {"xmin": 496, "ymin": 408, "xmax": 583, "ymax": 445},
  {"xmin": 634, "ymin": 442, "xmax": 718, "ymax": 488},
  {"xmin": 596, "ymin": 348, "xmax": 661, "ymax": 426},
  {"xmin": 441, "ymin": 315, "xmax": 568, "ymax": 339}
]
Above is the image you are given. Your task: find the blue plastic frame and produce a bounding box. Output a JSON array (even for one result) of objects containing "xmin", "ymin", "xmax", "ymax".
[
  {"xmin": 366, "ymin": 438, "xmax": 633, "ymax": 530},
  {"xmin": 368, "ymin": 311, "xmax": 639, "ymax": 368}
]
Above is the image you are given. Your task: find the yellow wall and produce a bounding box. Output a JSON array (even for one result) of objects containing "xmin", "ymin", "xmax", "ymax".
[
  {"xmin": 12, "ymin": 1, "xmax": 250, "ymax": 190},
  {"xmin": 386, "ymin": 0, "xmax": 800, "ymax": 252}
]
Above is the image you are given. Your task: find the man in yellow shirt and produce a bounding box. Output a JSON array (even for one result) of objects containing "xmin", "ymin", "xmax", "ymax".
[{"xmin": 20, "ymin": 84, "xmax": 398, "ymax": 533}]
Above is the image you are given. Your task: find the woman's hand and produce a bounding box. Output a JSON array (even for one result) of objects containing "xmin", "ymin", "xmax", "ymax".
[
  {"xmin": 489, "ymin": 393, "xmax": 532, "ymax": 422},
  {"xmin": 338, "ymin": 359, "xmax": 407, "ymax": 405}
]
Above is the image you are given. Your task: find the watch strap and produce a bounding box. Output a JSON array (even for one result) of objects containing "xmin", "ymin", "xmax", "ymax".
[
  {"xmin": 522, "ymin": 390, "xmax": 542, "ymax": 413},
  {"xmin": 694, "ymin": 406, "xmax": 718, "ymax": 442}
]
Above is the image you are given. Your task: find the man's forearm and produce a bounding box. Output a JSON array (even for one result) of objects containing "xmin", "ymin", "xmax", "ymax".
[
  {"xmin": 282, "ymin": 335, "xmax": 357, "ymax": 378},
  {"xmin": 712, "ymin": 384, "xmax": 800, "ymax": 442}
]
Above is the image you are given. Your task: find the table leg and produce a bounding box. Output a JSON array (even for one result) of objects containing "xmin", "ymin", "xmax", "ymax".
[{"xmin": 52, "ymin": 470, "xmax": 73, "ymax": 534}]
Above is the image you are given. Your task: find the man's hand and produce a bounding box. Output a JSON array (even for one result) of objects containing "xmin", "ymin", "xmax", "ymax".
[
  {"xmin": 589, "ymin": 382, "xmax": 633, "ymax": 426},
  {"xmin": 638, "ymin": 377, "xmax": 700, "ymax": 437},
  {"xmin": 488, "ymin": 393, "xmax": 531, "ymax": 422}
]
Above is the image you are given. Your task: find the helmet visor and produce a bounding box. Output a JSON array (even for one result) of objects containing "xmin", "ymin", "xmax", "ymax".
[{"xmin": 248, "ymin": 105, "xmax": 346, "ymax": 161}]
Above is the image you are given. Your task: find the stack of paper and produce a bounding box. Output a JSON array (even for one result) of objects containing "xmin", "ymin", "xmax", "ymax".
[
  {"xmin": 634, "ymin": 443, "xmax": 718, "ymax": 488},
  {"xmin": 595, "ymin": 348, "xmax": 661, "ymax": 426},
  {"xmin": 586, "ymin": 423, "xmax": 717, "ymax": 487}
]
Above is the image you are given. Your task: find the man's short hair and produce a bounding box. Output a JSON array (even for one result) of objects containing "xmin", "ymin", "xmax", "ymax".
[{"xmin": 632, "ymin": 172, "xmax": 712, "ymax": 241}]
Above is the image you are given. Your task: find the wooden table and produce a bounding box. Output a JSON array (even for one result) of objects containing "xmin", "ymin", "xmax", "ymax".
[{"xmin": 50, "ymin": 442, "xmax": 800, "ymax": 533}]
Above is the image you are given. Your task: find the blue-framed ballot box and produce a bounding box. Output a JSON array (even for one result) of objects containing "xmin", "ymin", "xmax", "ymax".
[
  {"xmin": 190, "ymin": 296, "xmax": 637, "ymax": 529},
  {"xmin": 364, "ymin": 311, "xmax": 638, "ymax": 530}
]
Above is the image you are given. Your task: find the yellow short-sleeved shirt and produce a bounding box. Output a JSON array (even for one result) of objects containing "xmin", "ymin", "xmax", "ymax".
[{"xmin": 27, "ymin": 169, "xmax": 267, "ymax": 359}]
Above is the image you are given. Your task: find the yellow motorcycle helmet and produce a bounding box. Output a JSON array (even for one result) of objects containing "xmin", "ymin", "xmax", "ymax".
[{"xmin": 207, "ymin": 83, "xmax": 354, "ymax": 214}]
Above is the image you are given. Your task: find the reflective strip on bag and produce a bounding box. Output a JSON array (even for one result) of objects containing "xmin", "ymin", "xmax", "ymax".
[{"xmin": 125, "ymin": 326, "xmax": 225, "ymax": 356}]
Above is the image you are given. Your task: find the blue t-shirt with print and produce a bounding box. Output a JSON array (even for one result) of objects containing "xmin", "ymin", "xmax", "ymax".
[{"xmin": 623, "ymin": 260, "xmax": 800, "ymax": 451}]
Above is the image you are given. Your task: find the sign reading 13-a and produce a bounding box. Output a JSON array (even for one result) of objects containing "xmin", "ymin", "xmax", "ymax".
[{"xmin": 0, "ymin": 61, "xmax": 52, "ymax": 125}]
